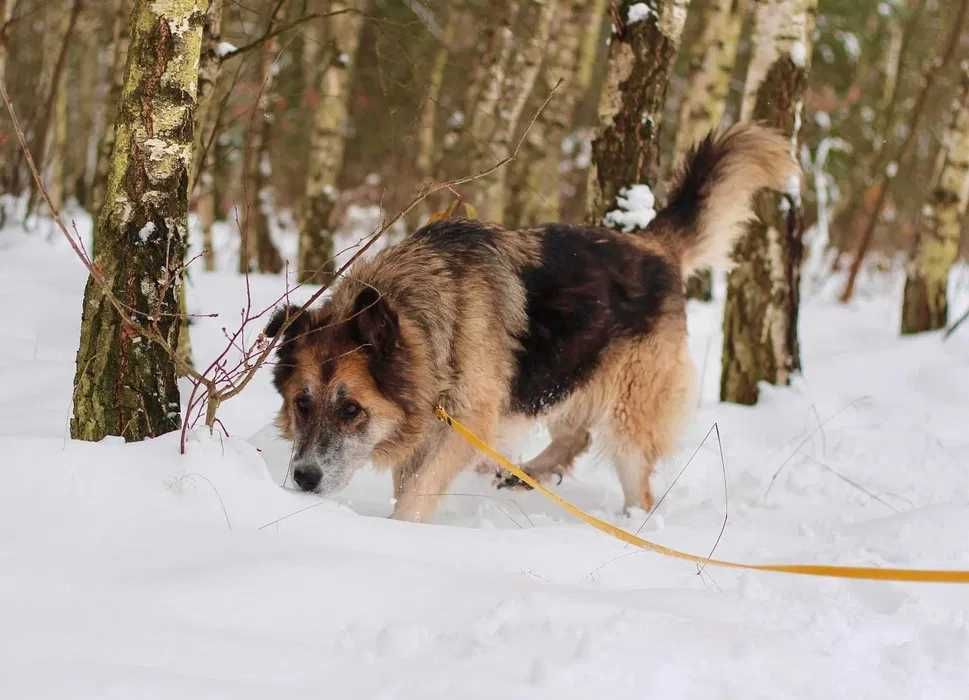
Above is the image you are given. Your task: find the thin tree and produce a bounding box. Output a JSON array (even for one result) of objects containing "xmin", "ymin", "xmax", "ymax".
[
  {"xmin": 465, "ymin": 0, "xmax": 557, "ymax": 223},
  {"xmin": 901, "ymin": 63, "xmax": 969, "ymax": 334},
  {"xmin": 25, "ymin": 0, "xmax": 82, "ymax": 212},
  {"xmin": 298, "ymin": 1, "xmax": 365, "ymax": 285},
  {"xmin": 414, "ymin": 8, "xmax": 457, "ymax": 186},
  {"xmin": 191, "ymin": 0, "xmax": 222, "ymax": 273},
  {"xmin": 587, "ymin": 0, "xmax": 691, "ymax": 224},
  {"xmin": 513, "ymin": 0, "xmax": 587, "ymax": 225},
  {"xmin": 674, "ymin": 0, "xmax": 749, "ymax": 300},
  {"xmin": 720, "ymin": 0, "xmax": 816, "ymax": 405},
  {"xmin": 89, "ymin": 0, "xmax": 131, "ymax": 251},
  {"xmin": 839, "ymin": 0, "xmax": 969, "ymax": 303},
  {"xmin": 72, "ymin": 0, "xmax": 206, "ymax": 442},
  {"xmin": 239, "ymin": 34, "xmax": 284, "ymax": 274}
]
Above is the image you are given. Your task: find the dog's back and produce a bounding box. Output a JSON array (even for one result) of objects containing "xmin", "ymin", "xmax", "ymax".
[{"xmin": 273, "ymin": 123, "xmax": 796, "ymax": 520}]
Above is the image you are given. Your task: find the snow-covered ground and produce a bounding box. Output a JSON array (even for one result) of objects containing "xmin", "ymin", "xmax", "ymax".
[{"xmin": 2, "ymin": 207, "xmax": 969, "ymax": 698}]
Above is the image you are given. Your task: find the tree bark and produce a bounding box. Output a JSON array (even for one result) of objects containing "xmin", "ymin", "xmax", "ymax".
[
  {"xmin": 415, "ymin": 10, "xmax": 455, "ymax": 183},
  {"xmin": 90, "ymin": 0, "xmax": 131, "ymax": 252},
  {"xmin": 512, "ymin": 0, "xmax": 586, "ymax": 225},
  {"xmin": 674, "ymin": 0, "xmax": 748, "ymax": 300},
  {"xmin": 587, "ymin": 0, "xmax": 690, "ymax": 224},
  {"xmin": 27, "ymin": 0, "xmax": 83, "ymax": 212},
  {"xmin": 720, "ymin": 0, "xmax": 815, "ymax": 405},
  {"xmin": 901, "ymin": 65, "xmax": 969, "ymax": 334},
  {"xmin": 468, "ymin": 0, "xmax": 557, "ymax": 223},
  {"xmin": 839, "ymin": 0, "xmax": 969, "ymax": 303},
  {"xmin": 71, "ymin": 0, "xmax": 205, "ymax": 442},
  {"xmin": 192, "ymin": 0, "xmax": 222, "ymax": 273},
  {"xmin": 297, "ymin": 1, "xmax": 365, "ymax": 285},
  {"xmin": 239, "ymin": 35, "xmax": 283, "ymax": 274}
]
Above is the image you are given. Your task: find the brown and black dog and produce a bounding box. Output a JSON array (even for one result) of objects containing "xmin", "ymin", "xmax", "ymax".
[{"xmin": 266, "ymin": 124, "xmax": 797, "ymax": 522}]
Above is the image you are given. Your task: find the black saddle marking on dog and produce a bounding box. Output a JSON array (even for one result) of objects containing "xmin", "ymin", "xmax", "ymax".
[{"xmin": 511, "ymin": 224, "xmax": 678, "ymax": 416}]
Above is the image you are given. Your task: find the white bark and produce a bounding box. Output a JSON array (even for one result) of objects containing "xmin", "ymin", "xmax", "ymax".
[
  {"xmin": 673, "ymin": 0, "xmax": 748, "ymax": 161},
  {"xmin": 741, "ymin": 0, "xmax": 814, "ymax": 122}
]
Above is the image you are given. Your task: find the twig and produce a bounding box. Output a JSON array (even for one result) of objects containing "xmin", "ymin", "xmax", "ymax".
[
  {"xmin": 804, "ymin": 455, "xmax": 900, "ymax": 513},
  {"xmin": 218, "ymin": 9, "xmax": 355, "ymax": 63},
  {"xmin": 697, "ymin": 423, "xmax": 727, "ymax": 574},
  {"xmin": 944, "ymin": 304, "xmax": 969, "ymax": 339},
  {"xmin": 762, "ymin": 396, "xmax": 871, "ymax": 500},
  {"xmin": 173, "ymin": 473, "xmax": 233, "ymax": 530}
]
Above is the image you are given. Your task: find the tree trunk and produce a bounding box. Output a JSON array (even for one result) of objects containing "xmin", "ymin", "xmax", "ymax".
[
  {"xmin": 193, "ymin": 0, "xmax": 222, "ymax": 273},
  {"xmin": 901, "ymin": 65, "xmax": 969, "ymax": 334},
  {"xmin": 48, "ymin": 54, "xmax": 69, "ymax": 210},
  {"xmin": 190, "ymin": 0, "xmax": 221, "ymax": 190},
  {"xmin": 27, "ymin": 0, "xmax": 83, "ymax": 213},
  {"xmin": 415, "ymin": 11, "xmax": 455, "ymax": 183},
  {"xmin": 297, "ymin": 2, "xmax": 365, "ymax": 285},
  {"xmin": 239, "ymin": 36, "xmax": 284, "ymax": 274},
  {"xmin": 90, "ymin": 0, "xmax": 131, "ymax": 252},
  {"xmin": 71, "ymin": 0, "xmax": 205, "ymax": 442},
  {"xmin": 674, "ymin": 0, "xmax": 748, "ymax": 300},
  {"xmin": 587, "ymin": 0, "xmax": 690, "ymax": 224},
  {"xmin": 512, "ymin": 0, "xmax": 586, "ymax": 225},
  {"xmin": 467, "ymin": 0, "xmax": 557, "ymax": 223},
  {"xmin": 720, "ymin": 0, "xmax": 815, "ymax": 405}
]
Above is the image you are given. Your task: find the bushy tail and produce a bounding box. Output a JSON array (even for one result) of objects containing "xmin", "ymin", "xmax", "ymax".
[{"xmin": 648, "ymin": 123, "xmax": 799, "ymax": 276}]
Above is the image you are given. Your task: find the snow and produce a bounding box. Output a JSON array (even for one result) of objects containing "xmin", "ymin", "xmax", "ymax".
[
  {"xmin": 626, "ymin": 2, "xmax": 655, "ymax": 26},
  {"xmin": 603, "ymin": 184, "xmax": 656, "ymax": 231},
  {"xmin": 2, "ymin": 208, "xmax": 969, "ymax": 698},
  {"xmin": 215, "ymin": 41, "xmax": 237, "ymax": 58},
  {"xmin": 137, "ymin": 220, "xmax": 156, "ymax": 242}
]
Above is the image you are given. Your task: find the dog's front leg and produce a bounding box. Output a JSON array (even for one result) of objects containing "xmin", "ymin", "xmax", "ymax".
[{"xmin": 391, "ymin": 430, "xmax": 478, "ymax": 523}]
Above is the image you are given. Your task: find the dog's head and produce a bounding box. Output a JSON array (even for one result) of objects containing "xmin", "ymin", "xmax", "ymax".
[{"xmin": 266, "ymin": 287, "xmax": 408, "ymax": 494}]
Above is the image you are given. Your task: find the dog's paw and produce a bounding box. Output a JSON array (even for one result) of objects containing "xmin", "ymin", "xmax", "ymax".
[
  {"xmin": 494, "ymin": 470, "xmax": 532, "ymax": 490},
  {"xmin": 493, "ymin": 469, "xmax": 563, "ymax": 490}
]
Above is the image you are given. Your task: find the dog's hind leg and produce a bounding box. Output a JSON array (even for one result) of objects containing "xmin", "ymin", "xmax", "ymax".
[{"xmin": 604, "ymin": 331, "xmax": 695, "ymax": 513}]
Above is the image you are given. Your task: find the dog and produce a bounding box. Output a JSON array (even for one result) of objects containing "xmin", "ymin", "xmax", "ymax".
[{"xmin": 266, "ymin": 124, "xmax": 797, "ymax": 522}]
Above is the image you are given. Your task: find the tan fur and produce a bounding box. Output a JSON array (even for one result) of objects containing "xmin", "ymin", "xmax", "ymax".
[{"xmin": 273, "ymin": 123, "xmax": 793, "ymax": 521}]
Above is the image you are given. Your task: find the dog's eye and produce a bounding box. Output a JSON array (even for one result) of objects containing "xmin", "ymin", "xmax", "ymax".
[
  {"xmin": 338, "ymin": 400, "xmax": 361, "ymax": 420},
  {"xmin": 294, "ymin": 393, "xmax": 313, "ymax": 417}
]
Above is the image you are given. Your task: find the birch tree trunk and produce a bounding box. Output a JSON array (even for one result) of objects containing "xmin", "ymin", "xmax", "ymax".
[
  {"xmin": 587, "ymin": 0, "xmax": 690, "ymax": 224},
  {"xmin": 239, "ymin": 36, "xmax": 283, "ymax": 274},
  {"xmin": 513, "ymin": 0, "xmax": 586, "ymax": 225},
  {"xmin": 467, "ymin": 0, "xmax": 556, "ymax": 223},
  {"xmin": 71, "ymin": 0, "xmax": 205, "ymax": 442},
  {"xmin": 674, "ymin": 0, "xmax": 748, "ymax": 300},
  {"xmin": 720, "ymin": 0, "xmax": 815, "ymax": 405},
  {"xmin": 901, "ymin": 65, "xmax": 969, "ymax": 334},
  {"xmin": 90, "ymin": 0, "xmax": 131, "ymax": 252},
  {"xmin": 28, "ymin": 0, "xmax": 82, "ymax": 212},
  {"xmin": 415, "ymin": 11, "xmax": 456, "ymax": 183},
  {"xmin": 297, "ymin": 2, "xmax": 365, "ymax": 285},
  {"xmin": 193, "ymin": 0, "xmax": 222, "ymax": 273}
]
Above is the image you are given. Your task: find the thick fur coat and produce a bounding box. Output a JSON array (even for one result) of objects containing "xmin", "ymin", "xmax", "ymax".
[{"xmin": 267, "ymin": 124, "xmax": 797, "ymax": 521}]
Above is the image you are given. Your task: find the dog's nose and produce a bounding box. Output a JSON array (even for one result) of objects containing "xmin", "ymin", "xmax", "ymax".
[{"xmin": 293, "ymin": 465, "xmax": 322, "ymax": 492}]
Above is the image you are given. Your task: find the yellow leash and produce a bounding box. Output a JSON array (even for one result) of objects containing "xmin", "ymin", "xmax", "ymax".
[{"xmin": 435, "ymin": 406, "xmax": 969, "ymax": 584}]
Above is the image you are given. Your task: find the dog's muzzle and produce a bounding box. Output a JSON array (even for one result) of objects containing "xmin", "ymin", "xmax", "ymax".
[{"xmin": 293, "ymin": 464, "xmax": 323, "ymax": 492}]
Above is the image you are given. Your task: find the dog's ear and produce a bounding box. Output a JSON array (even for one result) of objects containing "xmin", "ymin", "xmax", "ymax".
[
  {"xmin": 265, "ymin": 304, "xmax": 306, "ymax": 340},
  {"xmin": 350, "ymin": 286, "xmax": 399, "ymax": 360}
]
